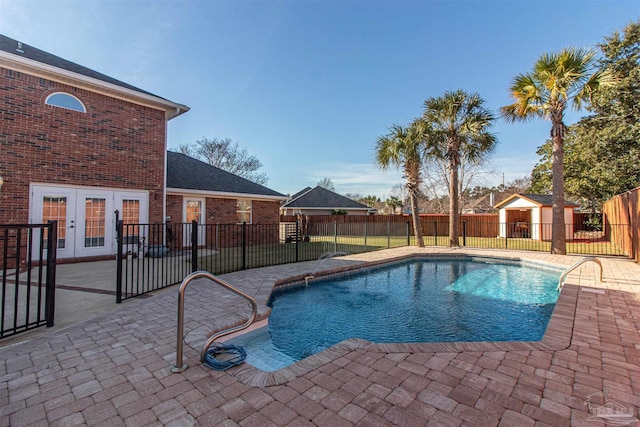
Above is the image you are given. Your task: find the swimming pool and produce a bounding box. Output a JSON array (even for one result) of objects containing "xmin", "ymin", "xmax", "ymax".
[{"xmin": 227, "ymin": 257, "xmax": 561, "ymax": 372}]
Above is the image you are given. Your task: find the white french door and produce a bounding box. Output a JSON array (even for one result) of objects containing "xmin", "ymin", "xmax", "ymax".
[
  {"xmin": 30, "ymin": 185, "xmax": 148, "ymax": 259},
  {"xmin": 75, "ymin": 189, "xmax": 113, "ymax": 257},
  {"xmin": 31, "ymin": 186, "xmax": 77, "ymax": 259}
]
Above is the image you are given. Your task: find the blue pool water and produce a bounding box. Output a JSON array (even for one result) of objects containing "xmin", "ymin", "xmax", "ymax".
[{"xmin": 227, "ymin": 258, "xmax": 560, "ymax": 372}]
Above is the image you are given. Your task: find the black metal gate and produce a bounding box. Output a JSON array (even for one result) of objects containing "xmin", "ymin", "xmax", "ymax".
[{"xmin": 0, "ymin": 222, "xmax": 57, "ymax": 339}]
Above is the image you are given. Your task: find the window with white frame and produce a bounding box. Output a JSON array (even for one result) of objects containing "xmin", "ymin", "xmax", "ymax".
[
  {"xmin": 45, "ymin": 92, "xmax": 86, "ymax": 113},
  {"xmin": 236, "ymin": 199, "xmax": 251, "ymax": 224}
]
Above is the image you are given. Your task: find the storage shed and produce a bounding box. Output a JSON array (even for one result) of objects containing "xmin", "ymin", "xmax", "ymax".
[{"xmin": 494, "ymin": 194, "xmax": 578, "ymax": 241}]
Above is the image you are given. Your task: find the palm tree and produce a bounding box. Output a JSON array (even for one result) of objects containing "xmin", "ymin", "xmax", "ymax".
[
  {"xmin": 420, "ymin": 90, "xmax": 497, "ymax": 247},
  {"xmin": 376, "ymin": 123, "xmax": 425, "ymax": 247},
  {"xmin": 385, "ymin": 196, "xmax": 403, "ymax": 214},
  {"xmin": 361, "ymin": 195, "xmax": 381, "ymax": 209},
  {"xmin": 501, "ymin": 48, "xmax": 616, "ymax": 254}
]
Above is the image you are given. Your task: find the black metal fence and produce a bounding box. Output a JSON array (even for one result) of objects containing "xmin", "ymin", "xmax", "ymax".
[
  {"xmin": 115, "ymin": 218, "xmax": 630, "ymax": 302},
  {"xmin": 115, "ymin": 219, "xmax": 412, "ymax": 302},
  {"xmin": 442, "ymin": 221, "xmax": 628, "ymax": 257},
  {"xmin": 0, "ymin": 222, "xmax": 57, "ymax": 339}
]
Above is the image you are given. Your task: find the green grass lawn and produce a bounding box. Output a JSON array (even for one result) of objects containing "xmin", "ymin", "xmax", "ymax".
[
  {"xmin": 312, "ymin": 233, "xmax": 626, "ymax": 255},
  {"xmin": 196, "ymin": 233, "xmax": 626, "ymax": 276}
]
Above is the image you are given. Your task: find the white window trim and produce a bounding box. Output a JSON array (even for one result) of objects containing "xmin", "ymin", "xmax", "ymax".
[
  {"xmin": 45, "ymin": 92, "xmax": 86, "ymax": 113},
  {"xmin": 237, "ymin": 199, "xmax": 252, "ymax": 224},
  {"xmin": 183, "ymin": 197, "xmax": 206, "ymax": 223}
]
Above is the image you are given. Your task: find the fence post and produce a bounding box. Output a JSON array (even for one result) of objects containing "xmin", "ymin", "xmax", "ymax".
[
  {"xmin": 115, "ymin": 211, "xmax": 123, "ymax": 304},
  {"xmin": 242, "ymin": 222, "xmax": 247, "ymax": 270},
  {"xmin": 364, "ymin": 220, "xmax": 368, "ymax": 252},
  {"xmin": 295, "ymin": 218, "xmax": 299, "ymax": 263},
  {"xmin": 505, "ymin": 223, "xmax": 508, "ymax": 249},
  {"xmin": 191, "ymin": 220, "xmax": 198, "ymax": 271},
  {"xmin": 434, "ymin": 221, "xmax": 438, "ymax": 245},
  {"xmin": 462, "ymin": 221, "xmax": 467, "ymax": 246},
  {"xmin": 406, "ymin": 221, "xmax": 410, "ymax": 246},
  {"xmin": 45, "ymin": 221, "xmax": 57, "ymax": 327}
]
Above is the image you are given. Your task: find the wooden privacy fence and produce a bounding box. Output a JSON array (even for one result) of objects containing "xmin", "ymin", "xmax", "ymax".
[
  {"xmin": 282, "ymin": 214, "xmax": 499, "ymax": 239},
  {"xmin": 603, "ymin": 187, "xmax": 639, "ymax": 263},
  {"xmin": 281, "ymin": 213, "xmax": 595, "ymax": 238}
]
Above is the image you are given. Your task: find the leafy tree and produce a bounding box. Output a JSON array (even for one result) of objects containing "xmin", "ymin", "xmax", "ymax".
[
  {"xmin": 529, "ymin": 140, "xmax": 553, "ymax": 194},
  {"xmin": 420, "ymin": 90, "xmax": 497, "ymax": 247},
  {"xmin": 178, "ymin": 137, "xmax": 268, "ymax": 185},
  {"xmin": 571, "ymin": 21, "xmax": 640, "ymax": 201},
  {"xmin": 385, "ymin": 196, "xmax": 403, "ymax": 214},
  {"xmin": 528, "ymin": 22, "xmax": 639, "ymax": 213},
  {"xmin": 376, "ymin": 123, "xmax": 425, "ymax": 247},
  {"xmin": 317, "ymin": 177, "xmax": 336, "ymax": 192},
  {"xmin": 361, "ymin": 195, "xmax": 381, "ymax": 208},
  {"xmin": 501, "ymin": 48, "xmax": 615, "ymax": 254}
]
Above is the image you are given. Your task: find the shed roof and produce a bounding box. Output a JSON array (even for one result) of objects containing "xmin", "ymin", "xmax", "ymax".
[
  {"xmin": 166, "ymin": 152, "xmax": 286, "ymax": 200},
  {"xmin": 494, "ymin": 193, "xmax": 579, "ymax": 209}
]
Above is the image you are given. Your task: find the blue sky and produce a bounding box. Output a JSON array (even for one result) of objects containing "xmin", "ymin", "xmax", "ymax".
[{"xmin": 2, "ymin": 0, "xmax": 638, "ymax": 199}]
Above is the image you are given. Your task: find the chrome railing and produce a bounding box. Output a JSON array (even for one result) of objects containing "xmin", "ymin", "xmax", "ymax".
[
  {"xmin": 557, "ymin": 257, "xmax": 604, "ymax": 291},
  {"xmin": 171, "ymin": 270, "xmax": 258, "ymax": 373}
]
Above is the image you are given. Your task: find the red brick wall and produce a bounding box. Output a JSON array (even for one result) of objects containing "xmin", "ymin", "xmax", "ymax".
[
  {"xmin": 206, "ymin": 197, "xmax": 237, "ymax": 224},
  {"xmin": 165, "ymin": 195, "xmax": 281, "ymax": 248},
  {"xmin": 0, "ymin": 67, "xmax": 166, "ymax": 224},
  {"xmin": 252, "ymin": 200, "xmax": 280, "ymax": 224},
  {"xmin": 166, "ymin": 195, "xmax": 182, "ymax": 225}
]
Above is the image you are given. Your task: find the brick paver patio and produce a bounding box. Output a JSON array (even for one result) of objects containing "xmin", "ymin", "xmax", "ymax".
[{"xmin": 1, "ymin": 247, "xmax": 639, "ymax": 426}]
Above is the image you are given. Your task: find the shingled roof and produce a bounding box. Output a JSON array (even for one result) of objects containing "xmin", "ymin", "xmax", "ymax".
[
  {"xmin": 166, "ymin": 151, "xmax": 286, "ymax": 199},
  {"xmin": 0, "ymin": 34, "xmax": 188, "ymax": 119},
  {"xmin": 282, "ymin": 186, "xmax": 371, "ymax": 210},
  {"xmin": 0, "ymin": 34, "xmax": 161, "ymax": 97},
  {"xmin": 494, "ymin": 193, "xmax": 579, "ymax": 208}
]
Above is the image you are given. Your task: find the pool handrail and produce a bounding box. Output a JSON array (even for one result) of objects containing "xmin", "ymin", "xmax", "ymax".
[
  {"xmin": 557, "ymin": 256, "xmax": 604, "ymax": 291},
  {"xmin": 171, "ymin": 270, "xmax": 258, "ymax": 373}
]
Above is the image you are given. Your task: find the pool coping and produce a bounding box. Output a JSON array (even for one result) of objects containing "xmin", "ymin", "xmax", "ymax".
[{"xmin": 222, "ymin": 253, "xmax": 580, "ymax": 387}]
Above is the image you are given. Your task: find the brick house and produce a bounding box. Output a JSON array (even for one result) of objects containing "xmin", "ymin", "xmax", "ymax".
[
  {"xmin": 166, "ymin": 151, "xmax": 286, "ymax": 248},
  {"xmin": 0, "ymin": 35, "xmax": 285, "ymax": 260}
]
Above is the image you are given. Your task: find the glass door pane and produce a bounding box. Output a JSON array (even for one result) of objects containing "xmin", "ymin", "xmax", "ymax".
[
  {"xmin": 122, "ymin": 199, "xmax": 140, "ymax": 245},
  {"xmin": 186, "ymin": 201, "xmax": 202, "ymax": 222},
  {"xmin": 42, "ymin": 196, "xmax": 67, "ymax": 248},
  {"xmin": 84, "ymin": 198, "xmax": 106, "ymax": 247},
  {"xmin": 184, "ymin": 199, "xmax": 205, "ymax": 247}
]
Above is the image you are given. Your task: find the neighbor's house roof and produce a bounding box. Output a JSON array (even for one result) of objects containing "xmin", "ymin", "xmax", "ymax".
[
  {"xmin": 494, "ymin": 193, "xmax": 579, "ymax": 209},
  {"xmin": 282, "ymin": 186, "xmax": 371, "ymax": 211},
  {"xmin": 0, "ymin": 34, "xmax": 189, "ymax": 120},
  {"xmin": 166, "ymin": 152, "xmax": 287, "ymax": 201}
]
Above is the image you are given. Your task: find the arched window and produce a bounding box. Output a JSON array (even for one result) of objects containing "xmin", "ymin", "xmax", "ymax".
[{"xmin": 45, "ymin": 92, "xmax": 86, "ymax": 113}]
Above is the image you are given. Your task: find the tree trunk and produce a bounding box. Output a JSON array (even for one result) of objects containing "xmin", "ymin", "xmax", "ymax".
[
  {"xmin": 409, "ymin": 190, "xmax": 425, "ymax": 247},
  {"xmin": 449, "ymin": 155, "xmax": 460, "ymax": 247},
  {"xmin": 551, "ymin": 115, "xmax": 567, "ymax": 255}
]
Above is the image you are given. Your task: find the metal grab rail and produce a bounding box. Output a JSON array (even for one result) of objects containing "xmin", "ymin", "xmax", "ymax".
[
  {"xmin": 557, "ymin": 257, "xmax": 604, "ymax": 291},
  {"xmin": 171, "ymin": 271, "xmax": 258, "ymax": 373}
]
